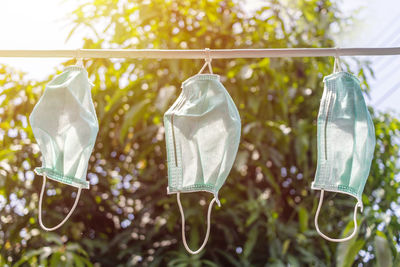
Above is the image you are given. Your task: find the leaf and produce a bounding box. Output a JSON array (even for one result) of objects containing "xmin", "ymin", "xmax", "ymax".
[
  {"xmin": 245, "ymin": 208, "xmax": 260, "ymax": 226},
  {"xmin": 13, "ymin": 248, "xmax": 45, "ymax": 267},
  {"xmin": 216, "ymin": 249, "xmax": 242, "ymax": 267},
  {"xmin": 336, "ymin": 215, "xmax": 365, "ymax": 266},
  {"xmin": 259, "ymin": 164, "xmax": 281, "ymax": 194},
  {"xmin": 44, "ymin": 233, "xmax": 64, "ymax": 246},
  {"xmin": 298, "ymin": 206, "xmax": 308, "ymax": 233},
  {"xmin": 202, "ymin": 259, "xmax": 220, "ymax": 267},
  {"xmin": 374, "ymin": 233, "xmax": 393, "ymax": 267},
  {"xmin": 243, "ymin": 225, "xmax": 258, "ymax": 259},
  {"xmin": 0, "ymin": 149, "xmax": 14, "ymax": 161},
  {"xmin": 287, "ymin": 254, "xmax": 300, "ymax": 267},
  {"xmin": 268, "ymin": 260, "xmax": 286, "ymax": 267},
  {"xmin": 282, "ymin": 239, "xmax": 290, "ymax": 256},
  {"xmin": 50, "ymin": 252, "xmax": 62, "ymax": 267},
  {"xmin": 337, "ymin": 238, "xmax": 365, "ymax": 267},
  {"xmin": 73, "ymin": 255, "xmax": 88, "ymax": 267},
  {"xmin": 119, "ymin": 98, "xmax": 151, "ymax": 143},
  {"xmin": 65, "ymin": 24, "xmax": 81, "ymax": 43}
]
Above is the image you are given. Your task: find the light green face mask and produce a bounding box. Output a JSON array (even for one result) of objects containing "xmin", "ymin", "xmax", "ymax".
[
  {"xmin": 29, "ymin": 65, "xmax": 99, "ymax": 231},
  {"xmin": 164, "ymin": 57, "xmax": 241, "ymax": 254},
  {"xmin": 312, "ymin": 57, "xmax": 376, "ymax": 242}
]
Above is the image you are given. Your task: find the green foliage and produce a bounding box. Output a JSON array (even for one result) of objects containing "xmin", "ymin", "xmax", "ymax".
[
  {"xmin": 1, "ymin": 0, "xmax": 400, "ymax": 266},
  {"xmin": 336, "ymin": 224, "xmax": 365, "ymax": 267},
  {"xmin": 374, "ymin": 232, "xmax": 393, "ymax": 267},
  {"xmin": 12, "ymin": 233, "xmax": 92, "ymax": 267}
]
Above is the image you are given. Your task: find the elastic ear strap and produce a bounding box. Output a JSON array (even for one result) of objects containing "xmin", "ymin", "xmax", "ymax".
[
  {"xmin": 76, "ymin": 58, "xmax": 84, "ymax": 68},
  {"xmin": 333, "ymin": 56, "xmax": 342, "ymax": 73},
  {"xmin": 76, "ymin": 48, "xmax": 84, "ymax": 67},
  {"xmin": 38, "ymin": 175, "xmax": 82, "ymax": 231},
  {"xmin": 207, "ymin": 61, "xmax": 213, "ymax": 74},
  {"xmin": 176, "ymin": 192, "xmax": 216, "ymax": 254},
  {"xmin": 314, "ymin": 190, "xmax": 360, "ymax": 242},
  {"xmin": 198, "ymin": 48, "xmax": 213, "ymax": 74},
  {"xmin": 198, "ymin": 61, "xmax": 213, "ymax": 74}
]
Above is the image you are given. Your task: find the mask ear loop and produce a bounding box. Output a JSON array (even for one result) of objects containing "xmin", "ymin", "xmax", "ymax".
[
  {"xmin": 38, "ymin": 174, "xmax": 82, "ymax": 231},
  {"xmin": 314, "ymin": 190, "xmax": 361, "ymax": 242},
  {"xmin": 333, "ymin": 47, "xmax": 342, "ymax": 73},
  {"xmin": 198, "ymin": 48, "xmax": 213, "ymax": 74},
  {"xmin": 176, "ymin": 192, "xmax": 216, "ymax": 254},
  {"xmin": 75, "ymin": 48, "xmax": 84, "ymax": 68}
]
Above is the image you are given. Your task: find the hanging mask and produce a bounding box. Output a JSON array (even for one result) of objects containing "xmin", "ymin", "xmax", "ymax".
[
  {"xmin": 29, "ymin": 60, "xmax": 98, "ymax": 231},
  {"xmin": 312, "ymin": 56, "xmax": 376, "ymax": 242},
  {"xmin": 163, "ymin": 49, "xmax": 241, "ymax": 254}
]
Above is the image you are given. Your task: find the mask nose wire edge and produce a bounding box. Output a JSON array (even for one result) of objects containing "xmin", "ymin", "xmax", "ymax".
[
  {"xmin": 314, "ymin": 189, "xmax": 361, "ymax": 242},
  {"xmin": 176, "ymin": 192, "xmax": 216, "ymax": 254},
  {"xmin": 38, "ymin": 174, "xmax": 82, "ymax": 231}
]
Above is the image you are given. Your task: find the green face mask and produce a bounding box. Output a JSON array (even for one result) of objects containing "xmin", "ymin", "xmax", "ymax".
[
  {"xmin": 164, "ymin": 56, "xmax": 241, "ymax": 254},
  {"xmin": 312, "ymin": 57, "xmax": 376, "ymax": 242},
  {"xmin": 29, "ymin": 64, "xmax": 98, "ymax": 231}
]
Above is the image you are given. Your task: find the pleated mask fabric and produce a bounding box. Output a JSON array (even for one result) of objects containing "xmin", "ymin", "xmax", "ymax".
[
  {"xmin": 163, "ymin": 54, "xmax": 241, "ymax": 254},
  {"xmin": 29, "ymin": 65, "xmax": 98, "ymax": 231},
  {"xmin": 164, "ymin": 74, "xmax": 241, "ymax": 203},
  {"xmin": 312, "ymin": 57, "xmax": 376, "ymax": 242}
]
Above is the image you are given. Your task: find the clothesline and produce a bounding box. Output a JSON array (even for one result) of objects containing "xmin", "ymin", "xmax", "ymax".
[{"xmin": 0, "ymin": 47, "xmax": 400, "ymax": 59}]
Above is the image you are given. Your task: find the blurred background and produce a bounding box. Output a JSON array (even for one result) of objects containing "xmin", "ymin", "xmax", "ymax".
[
  {"xmin": 0, "ymin": 0, "xmax": 399, "ymax": 266},
  {"xmin": 1, "ymin": 0, "xmax": 400, "ymax": 112}
]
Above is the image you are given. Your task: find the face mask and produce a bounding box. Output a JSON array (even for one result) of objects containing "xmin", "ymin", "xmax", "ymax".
[
  {"xmin": 312, "ymin": 57, "xmax": 376, "ymax": 242},
  {"xmin": 29, "ymin": 63, "xmax": 98, "ymax": 231},
  {"xmin": 164, "ymin": 52, "xmax": 241, "ymax": 254}
]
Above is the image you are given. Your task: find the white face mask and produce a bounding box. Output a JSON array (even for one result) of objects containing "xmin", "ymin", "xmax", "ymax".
[
  {"xmin": 164, "ymin": 56, "xmax": 241, "ymax": 254},
  {"xmin": 30, "ymin": 65, "xmax": 98, "ymax": 231},
  {"xmin": 312, "ymin": 57, "xmax": 376, "ymax": 242}
]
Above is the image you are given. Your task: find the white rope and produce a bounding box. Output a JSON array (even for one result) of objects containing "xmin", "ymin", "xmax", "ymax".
[
  {"xmin": 1, "ymin": 47, "xmax": 400, "ymax": 58},
  {"xmin": 38, "ymin": 174, "xmax": 82, "ymax": 231},
  {"xmin": 314, "ymin": 190, "xmax": 361, "ymax": 242},
  {"xmin": 176, "ymin": 192, "xmax": 216, "ymax": 254}
]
